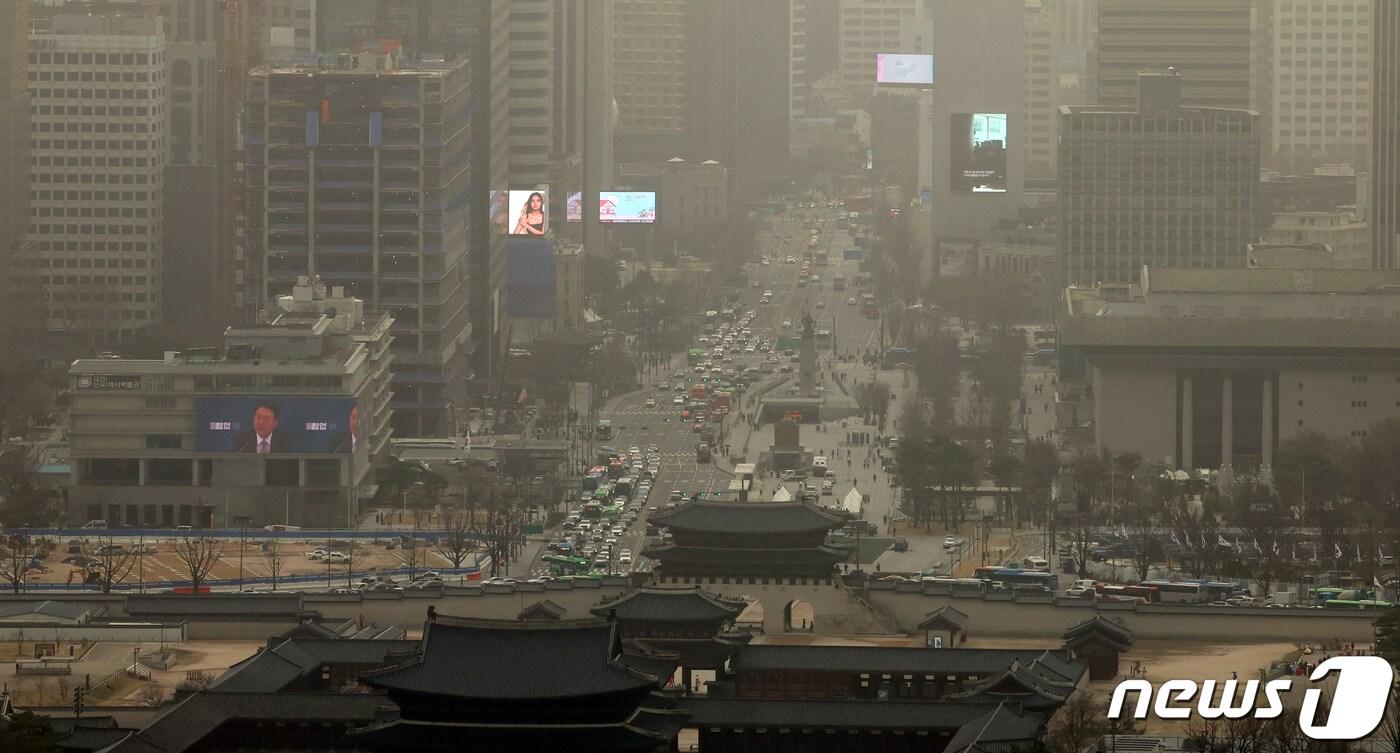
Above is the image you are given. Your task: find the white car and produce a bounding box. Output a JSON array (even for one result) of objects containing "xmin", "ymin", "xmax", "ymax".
[
  {"xmin": 672, "ymin": 396, "xmax": 685, "ymax": 405},
  {"xmin": 644, "ymin": 398, "xmax": 656, "ymax": 408},
  {"xmin": 943, "ymin": 536, "xmax": 959, "ymax": 550},
  {"xmin": 816, "ymin": 300, "xmax": 826, "ymax": 309},
  {"xmin": 306, "ymin": 549, "xmax": 329, "ymax": 560},
  {"xmin": 324, "ymin": 552, "xmax": 350, "ymax": 565},
  {"xmin": 847, "ymin": 297, "xmax": 857, "ymax": 305},
  {"xmin": 619, "ymin": 552, "xmax": 633, "ymax": 565}
]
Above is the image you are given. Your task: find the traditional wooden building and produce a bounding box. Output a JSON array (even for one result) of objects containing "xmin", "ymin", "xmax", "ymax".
[
  {"xmin": 683, "ymin": 643, "xmax": 1087, "ymax": 753},
  {"xmin": 1062, "ymin": 615, "xmax": 1133, "ymax": 681},
  {"xmin": 646, "ymin": 500, "xmax": 848, "ymax": 583},
  {"xmin": 592, "ymin": 586, "xmax": 753, "ymax": 689},
  {"xmin": 353, "ymin": 611, "xmax": 688, "ymax": 753},
  {"xmin": 917, "ymin": 606, "xmax": 971, "ymax": 647},
  {"xmin": 517, "ymin": 599, "xmax": 569, "ymax": 621}
]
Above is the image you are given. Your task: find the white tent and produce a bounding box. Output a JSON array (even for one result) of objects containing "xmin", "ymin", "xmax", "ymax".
[
  {"xmin": 841, "ymin": 487, "xmax": 864, "ymax": 515},
  {"xmin": 771, "ymin": 485, "xmax": 793, "ymax": 502}
]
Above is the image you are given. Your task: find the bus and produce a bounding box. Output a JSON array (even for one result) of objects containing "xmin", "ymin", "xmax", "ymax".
[
  {"xmin": 688, "ymin": 348, "xmax": 705, "ymax": 365},
  {"xmin": 920, "ymin": 576, "xmax": 985, "ymax": 595},
  {"xmin": 815, "ymin": 250, "xmax": 829, "ymax": 265},
  {"xmin": 1021, "ymin": 556, "xmax": 1050, "ymax": 572},
  {"xmin": 696, "ymin": 443, "xmax": 712, "ymax": 463},
  {"xmin": 596, "ymin": 419, "xmax": 613, "ymax": 440},
  {"xmin": 544, "ymin": 555, "xmax": 591, "ymax": 576},
  {"xmin": 1096, "ymin": 584, "xmax": 1161, "ymax": 604},
  {"xmin": 1324, "ymin": 599, "xmax": 1393, "ymax": 610},
  {"xmin": 881, "ymin": 347, "xmax": 915, "ymax": 369},
  {"xmin": 974, "ymin": 567, "xmax": 1059, "ymax": 592},
  {"xmin": 815, "ymin": 330, "xmax": 833, "ymax": 348},
  {"xmin": 1140, "ymin": 581, "xmax": 1206, "ymax": 603}
]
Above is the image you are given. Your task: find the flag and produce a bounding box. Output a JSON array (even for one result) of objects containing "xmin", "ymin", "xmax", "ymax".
[
  {"xmin": 1311, "ymin": 543, "xmax": 1318, "ymax": 562},
  {"xmin": 1201, "ymin": 534, "xmax": 1209, "ymax": 549},
  {"xmin": 1376, "ymin": 576, "xmax": 1385, "ymax": 589},
  {"xmin": 1292, "ymin": 543, "xmax": 1297, "ymax": 561},
  {"xmin": 1252, "ymin": 538, "xmax": 1260, "ymax": 553},
  {"xmin": 517, "ymin": 387, "xmax": 529, "ymax": 404},
  {"xmin": 1356, "ymin": 544, "xmax": 1363, "ymax": 561},
  {"xmin": 1170, "ymin": 530, "xmax": 1180, "ymax": 546},
  {"xmin": 464, "ymin": 430, "xmax": 472, "ymax": 452},
  {"xmin": 1335, "ymin": 543, "xmax": 1344, "ymax": 560},
  {"xmin": 1218, "ymin": 534, "xmax": 1231, "ymax": 547},
  {"xmin": 1272, "ymin": 541, "xmax": 1280, "ymax": 557}
]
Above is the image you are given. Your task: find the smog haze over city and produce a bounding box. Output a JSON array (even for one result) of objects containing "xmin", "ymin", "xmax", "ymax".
[{"xmin": 0, "ymin": 1, "xmax": 1398, "ymax": 752}]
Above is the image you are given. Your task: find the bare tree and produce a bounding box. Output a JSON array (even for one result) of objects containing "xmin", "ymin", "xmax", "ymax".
[
  {"xmin": 89, "ymin": 537, "xmax": 136, "ymax": 593},
  {"xmin": 262, "ymin": 540, "xmax": 284, "ymax": 591},
  {"xmin": 171, "ymin": 536, "xmax": 222, "ymax": 592},
  {"xmin": 1044, "ymin": 690, "xmax": 1117, "ymax": 753},
  {"xmin": 1, "ymin": 534, "xmax": 38, "ymax": 593},
  {"xmin": 434, "ymin": 506, "xmax": 478, "ymax": 571},
  {"xmin": 342, "ymin": 543, "xmax": 368, "ymax": 589}
]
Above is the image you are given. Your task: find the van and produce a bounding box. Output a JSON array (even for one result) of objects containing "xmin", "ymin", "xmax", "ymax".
[
  {"xmin": 81, "ymin": 520, "xmax": 108, "ymax": 529},
  {"xmin": 1023, "ymin": 556, "xmax": 1049, "ymax": 572}
]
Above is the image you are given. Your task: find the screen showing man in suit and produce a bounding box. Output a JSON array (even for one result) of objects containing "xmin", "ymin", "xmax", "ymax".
[
  {"xmin": 950, "ymin": 113, "xmax": 1008, "ymax": 193},
  {"xmin": 195, "ymin": 397, "xmax": 359, "ymax": 453}
]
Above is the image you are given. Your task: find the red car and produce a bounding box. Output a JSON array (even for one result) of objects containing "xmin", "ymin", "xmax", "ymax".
[
  {"xmin": 692, "ymin": 422, "xmax": 704, "ymax": 433},
  {"xmin": 680, "ymin": 409, "xmax": 691, "ymax": 419}
]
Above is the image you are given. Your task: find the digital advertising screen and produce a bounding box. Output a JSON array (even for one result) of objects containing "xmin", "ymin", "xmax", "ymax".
[
  {"xmin": 194, "ymin": 397, "xmax": 360, "ymax": 454},
  {"xmin": 875, "ymin": 53, "xmax": 934, "ymax": 87},
  {"xmin": 506, "ymin": 188, "xmax": 550, "ymax": 236},
  {"xmin": 489, "ymin": 190, "xmax": 509, "ymax": 236},
  {"xmin": 950, "ymin": 113, "xmax": 1008, "ymax": 193},
  {"xmin": 566, "ymin": 191, "xmax": 582, "ymax": 223},
  {"xmin": 598, "ymin": 191, "xmax": 657, "ymax": 224}
]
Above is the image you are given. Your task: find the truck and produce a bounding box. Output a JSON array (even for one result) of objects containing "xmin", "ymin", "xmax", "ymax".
[{"xmin": 696, "ymin": 443, "xmax": 712, "ymax": 463}]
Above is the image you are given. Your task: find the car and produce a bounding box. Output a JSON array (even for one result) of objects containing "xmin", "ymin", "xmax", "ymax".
[
  {"xmin": 848, "ymin": 297, "xmax": 857, "ymax": 305},
  {"xmin": 816, "ymin": 300, "xmax": 826, "ymax": 308},
  {"xmin": 644, "ymin": 398, "xmax": 656, "ymax": 408},
  {"xmin": 782, "ymin": 320, "xmax": 792, "ymax": 329},
  {"xmin": 619, "ymin": 553, "xmax": 633, "ymax": 565},
  {"xmin": 306, "ymin": 548, "xmax": 329, "ymax": 560},
  {"xmin": 693, "ymin": 422, "xmax": 704, "ymax": 432},
  {"xmin": 943, "ymin": 536, "xmax": 959, "ymax": 550},
  {"xmin": 892, "ymin": 538, "xmax": 909, "ymax": 552},
  {"xmin": 680, "ymin": 409, "xmax": 691, "ymax": 419}
]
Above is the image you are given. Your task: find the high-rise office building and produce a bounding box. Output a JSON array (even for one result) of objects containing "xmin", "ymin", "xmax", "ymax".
[
  {"xmin": 261, "ymin": 0, "xmax": 316, "ymax": 58},
  {"xmin": 1375, "ymin": 0, "xmax": 1399, "ymax": 268},
  {"xmin": 836, "ymin": 0, "xmax": 918, "ymax": 102},
  {"xmin": 1060, "ymin": 71, "xmax": 1261, "ymax": 285},
  {"xmin": 242, "ymin": 57, "xmax": 472, "ymax": 436},
  {"xmin": 1024, "ymin": 0, "xmax": 1062, "ymax": 182},
  {"xmin": 612, "ymin": 0, "xmax": 789, "ymax": 197},
  {"xmin": 28, "ymin": 3, "xmax": 168, "ymax": 342},
  {"xmin": 1096, "ymin": 0, "xmax": 1254, "ymax": 110},
  {"xmin": 613, "ymin": 0, "xmax": 687, "ymax": 161},
  {"xmin": 1269, "ymin": 0, "xmax": 1373, "ymax": 173},
  {"xmin": 1, "ymin": 2, "xmax": 34, "ymax": 346},
  {"xmin": 155, "ymin": 0, "xmax": 226, "ymax": 338}
]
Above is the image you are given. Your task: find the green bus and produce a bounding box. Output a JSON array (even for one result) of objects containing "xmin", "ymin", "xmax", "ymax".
[
  {"xmin": 543, "ymin": 555, "xmax": 591, "ymax": 576},
  {"xmin": 1323, "ymin": 599, "xmax": 1393, "ymax": 610},
  {"xmin": 688, "ymin": 348, "xmax": 705, "ymax": 365}
]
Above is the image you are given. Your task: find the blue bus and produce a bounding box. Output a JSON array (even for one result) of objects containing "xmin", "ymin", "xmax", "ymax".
[{"xmin": 881, "ymin": 347, "xmax": 915, "ymax": 369}]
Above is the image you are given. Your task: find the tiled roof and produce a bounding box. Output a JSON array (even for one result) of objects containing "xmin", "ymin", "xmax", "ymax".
[
  {"xmin": 943, "ymin": 702, "xmax": 1048, "ymax": 753},
  {"xmin": 948, "ymin": 655, "xmax": 1081, "ymax": 709},
  {"xmin": 518, "ymin": 599, "xmax": 569, "ymax": 621},
  {"xmin": 681, "ymin": 698, "xmax": 1005, "ymax": 730},
  {"xmin": 124, "ymin": 594, "xmax": 305, "ymax": 618},
  {"xmin": 591, "ymin": 587, "xmax": 747, "ymax": 622},
  {"xmin": 360, "ymin": 616, "xmax": 660, "ymax": 700},
  {"xmin": 1062, "ymin": 615, "xmax": 1133, "ymax": 648},
  {"xmin": 104, "ymin": 692, "xmax": 387, "ymax": 753},
  {"xmin": 57, "ymin": 724, "xmax": 130, "ymax": 752},
  {"xmin": 207, "ymin": 637, "xmax": 418, "ymax": 693},
  {"xmin": 643, "ymin": 544, "xmax": 848, "ymax": 569},
  {"xmin": 650, "ymin": 500, "xmax": 845, "ymax": 534},
  {"xmin": 731, "ymin": 645, "xmax": 1079, "ymax": 676},
  {"xmin": 349, "ymin": 702, "xmax": 689, "ymax": 753},
  {"xmin": 917, "ymin": 605, "xmax": 971, "ymax": 630},
  {"xmin": 0, "ymin": 600, "xmax": 95, "ymax": 622}
]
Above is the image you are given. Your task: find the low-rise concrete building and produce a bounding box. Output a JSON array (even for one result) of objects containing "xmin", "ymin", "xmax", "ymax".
[
  {"xmin": 66, "ymin": 277, "xmax": 392, "ymax": 528},
  {"xmin": 1059, "ymin": 266, "xmax": 1400, "ymax": 473}
]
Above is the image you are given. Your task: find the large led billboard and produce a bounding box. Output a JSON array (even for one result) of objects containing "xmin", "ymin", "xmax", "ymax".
[
  {"xmin": 566, "ymin": 191, "xmax": 582, "ymax": 222},
  {"xmin": 506, "ymin": 238, "xmax": 556, "ymax": 318},
  {"xmin": 950, "ymin": 113, "xmax": 1008, "ymax": 193},
  {"xmin": 875, "ymin": 53, "xmax": 934, "ymax": 87},
  {"xmin": 195, "ymin": 397, "xmax": 360, "ymax": 454},
  {"xmin": 598, "ymin": 191, "xmax": 657, "ymax": 224},
  {"xmin": 506, "ymin": 188, "xmax": 550, "ymax": 236}
]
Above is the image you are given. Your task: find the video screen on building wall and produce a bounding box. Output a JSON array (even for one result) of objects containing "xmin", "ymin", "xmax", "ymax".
[
  {"xmin": 598, "ymin": 191, "xmax": 657, "ymax": 224},
  {"xmin": 875, "ymin": 53, "xmax": 934, "ymax": 86},
  {"xmin": 506, "ymin": 188, "xmax": 550, "ymax": 236},
  {"xmin": 194, "ymin": 397, "xmax": 361, "ymax": 454},
  {"xmin": 566, "ymin": 191, "xmax": 582, "ymax": 222},
  {"xmin": 950, "ymin": 113, "xmax": 1008, "ymax": 193}
]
